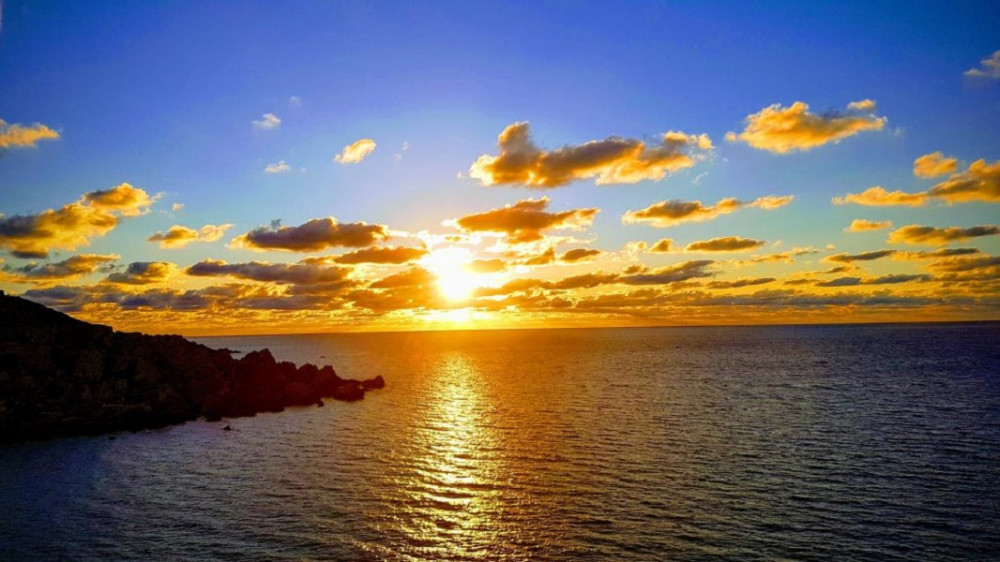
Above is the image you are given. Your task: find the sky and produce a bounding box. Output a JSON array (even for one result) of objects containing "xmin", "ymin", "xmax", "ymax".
[{"xmin": 1, "ymin": 1, "xmax": 998, "ymax": 335}]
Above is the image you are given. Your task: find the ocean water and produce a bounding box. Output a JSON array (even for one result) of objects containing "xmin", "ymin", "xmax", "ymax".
[{"xmin": 1, "ymin": 323, "xmax": 999, "ymax": 561}]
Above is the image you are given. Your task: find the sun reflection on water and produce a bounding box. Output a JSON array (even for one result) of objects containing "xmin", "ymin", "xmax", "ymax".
[{"xmin": 365, "ymin": 352, "xmax": 512, "ymax": 559}]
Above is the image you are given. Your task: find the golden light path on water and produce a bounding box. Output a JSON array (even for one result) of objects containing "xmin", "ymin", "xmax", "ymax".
[{"xmin": 364, "ymin": 352, "xmax": 511, "ymax": 559}]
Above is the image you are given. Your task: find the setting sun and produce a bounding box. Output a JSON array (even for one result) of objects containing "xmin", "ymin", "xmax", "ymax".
[{"xmin": 421, "ymin": 248, "xmax": 481, "ymax": 302}]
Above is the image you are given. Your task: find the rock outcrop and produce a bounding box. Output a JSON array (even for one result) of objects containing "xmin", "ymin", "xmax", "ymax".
[{"xmin": 0, "ymin": 294, "xmax": 384, "ymax": 443}]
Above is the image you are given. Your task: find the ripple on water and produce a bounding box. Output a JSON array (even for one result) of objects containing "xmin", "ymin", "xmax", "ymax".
[{"xmin": 0, "ymin": 324, "xmax": 998, "ymax": 560}]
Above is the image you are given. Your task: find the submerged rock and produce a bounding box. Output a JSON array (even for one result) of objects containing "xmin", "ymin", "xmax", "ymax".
[{"xmin": 0, "ymin": 294, "xmax": 384, "ymax": 443}]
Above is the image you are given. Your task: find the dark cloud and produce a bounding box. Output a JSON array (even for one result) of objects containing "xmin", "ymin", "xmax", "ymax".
[
  {"xmin": 2, "ymin": 253, "xmax": 118, "ymax": 282},
  {"xmin": 824, "ymin": 249, "xmax": 897, "ymax": 263},
  {"xmin": 103, "ymin": 262, "xmax": 177, "ymax": 285},
  {"xmin": 889, "ymin": 224, "xmax": 1000, "ymax": 246},
  {"xmin": 186, "ymin": 259, "xmax": 352, "ymax": 285},
  {"xmin": 231, "ymin": 217, "xmax": 389, "ymax": 251}
]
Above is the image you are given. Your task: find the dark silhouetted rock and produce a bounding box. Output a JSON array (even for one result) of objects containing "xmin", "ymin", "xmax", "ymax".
[
  {"xmin": 0, "ymin": 294, "xmax": 384, "ymax": 443},
  {"xmin": 362, "ymin": 375, "xmax": 386, "ymax": 390}
]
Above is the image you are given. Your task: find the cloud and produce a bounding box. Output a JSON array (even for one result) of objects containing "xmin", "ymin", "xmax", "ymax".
[
  {"xmin": 725, "ymin": 100, "xmax": 886, "ymax": 153},
  {"xmin": 82, "ymin": 183, "xmax": 155, "ymax": 216},
  {"xmin": 104, "ymin": 262, "xmax": 177, "ymax": 285},
  {"xmin": 231, "ymin": 217, "xmax": 390, "ymax": 252},
  {"xmin": 468, "ymin": 122, "xmax": 712, "ymax": 188},
  {"xmin": 706, "ymin": 277, "xmax": 775, "ymax": 289},
  {"xmin": 964, "ymin": 50, "xmax": 1000, "ymax": 79},
  {"xmin": 186, "ymin": 259, "xmax": 352, "ymax": 285},
  {"xmin": 836, "ymin": 159, "xmax": 999, "ymax": 206},
  {"xmin": 622, "ymin": 194, "xmax": 792, "ymax": 227},
  {"xmin": 467, "ymin": 259, "xmax": 507, "ymax": 273},
  {"xmin": 1, "ymin": 253, "xmax": 118, "ymax": 282},
  {"xmin": 335, "ymin": 139, "xmax": 376, "ymax": 164},
  {"xmin": 331, "ymin": 245, "xmax": 427, "ymax": 264},
  {"xmin": 369, "ymin": 266, "xmax": 435, "ymax": 289},
  {"xmin": 913, "ymin": 152, "xmax": 958, "ymax": 178},
  {"xmin": 171, "ymin": 203, "xmax": 185, "ymax": 212},
  {"xmin": 0, "ymin": 184, "xmax": 153, "ymax": 258},
  {"xmin": 832, "ymin": 186, "xmax": 927, "ymax": 207},
  {"xmin": 560, "ymin": 248, "xmax": 601, "ymax": 263},
  {"xmin": 685, "ymin": 236, "xmax": 765, "ymax": 252},
  {"xmin": 824, "ymin": 249, "xmax": 896, "ymax": 263},
  {"xmin": 252, "ymin": 113, "xmax": 281, "ymax": 130},
  {"xmin": 925, "ymin": 159, "xmax": 999, "ymax": 203},
  {"xmin": 622, "ymin": 260, "xmax": 715, "ymax": 284},
  {"xmin": 0, "ymin": 119, "xmax": 60, "ymax": 148},
  {"xmin": 648, "ymin": 238, "xmax": 674, "ymax": 253},
  {"xmin": 846, "ymin": 219, "xmax": 893, "ymax": 232},
  {"xmin": 925, "ymin": 255, "xmax": 1000, "ymax": 273},
  {"xmin": 816, "ymin": 274, "xmax": 930, "ymax": 287},
  {"xmin": 265, "ymin": 160, "xmax": 291, "ymax": 173},
  {"xmin": 888, "ymin": 224, "xmax": 1000, "ymax": 246},
  {"xmin": 449, "ymin": 197, "xmax": 598, "ymax": 244},
  {"xmin": 894, "ymin": 248, "xmax": 981, "ymax": 260},
  {"xmin": 147, "ymin": 224, "xmax": 233, "ymax": 248},
  {"xmin": 739, "ymin": 248, "xmax": 819, "ymax": 264},
  {"xmin": 518, "ymin": 247, "xmax": 556, "ymax": 266}
]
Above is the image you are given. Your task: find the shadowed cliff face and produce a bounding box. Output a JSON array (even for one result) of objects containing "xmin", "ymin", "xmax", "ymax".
[{"xmin": 0, "ymin": 294, "xmax": 384, "ymax": 443}]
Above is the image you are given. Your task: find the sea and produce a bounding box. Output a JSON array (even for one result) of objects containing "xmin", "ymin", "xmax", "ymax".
[{"xmin": 1, "ymin": 323, "xmax": 999, "ymax": 561}]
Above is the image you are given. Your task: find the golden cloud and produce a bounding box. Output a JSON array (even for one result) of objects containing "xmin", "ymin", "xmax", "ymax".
[
  {"xmin": 0, "ymin": 119, "xmax": 60, "ymax": 148},
  {"xmin": 913, "ymin": 152, "xmax": 958, "ymax": 178},
  {"xmin": 836, "ymin": 159, "xmax": 998, "ymax": 206},
  {"xmin": 685, "ymin": 236, "xmax": 765, "ymax": 252},
  {"xmin": 468, "ymin": 122, "xmax": 711, "ymax": 188},
  {"xmin": 104, "ymin": 261, "xmax": 177, "ymax": 285},
  {"xmin": 888, "ymin": 224, "xmax": 1000, "ymax": 246},
  {"xmin": 926, "ymin": 159, "xmax": 999, "ymax": 203},
  {"xmin": 560, "ymin": 248, "xmax": 601, "ymax": 263},
  {"xmin": 332, "ymin": 246, "xmax": 428, "ymax": 264},
  {"xmin": 725, "ymin": 100, "xmax": 886, "ymax": 153},
  {"xmin": 648, "ymin": 238, "xmax": 674, "ymax": 253},
  {"xmin": 82, "ymin": 183, "xmax": 155, "ymax": 216},
  {"xmin": 622, "ymin": 195, "xmax": 792, "ymax": 227},
  {"xmin": 1, "ymin": 253, "xmax": 119, "ymax": 283},
  {"xmin": 148, "ymin": 224, "xmax": 233, "ymax": 249},
  {"xmin": 846, "ymin": 219, "xmax": 893, "ymax": 232},
  {"xmin": 231, "ymin": 218, "xmax": 390, "ymax": 252},
  {"xmin": 0, "ymin": 184, "xmax": 154, "ymax": 258},
  {"xmin": 466, "ymin": 259, "xmax": 507, "ymax": 274},
  {"xmin": 449, "ymin": 198, "xmax": 598, "ymax": 244},
  {"xmin": 832, "ymin": 186, "xmax": 927, "ymax": 207},
  {"xmin": 335, "ymin": 139, "xmax": 376, "ymax": 164}
]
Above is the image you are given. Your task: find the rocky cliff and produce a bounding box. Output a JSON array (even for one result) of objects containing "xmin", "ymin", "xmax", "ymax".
[{"xmin": 0, "ymin": 293, "xmax": 384, "ymax": 443}]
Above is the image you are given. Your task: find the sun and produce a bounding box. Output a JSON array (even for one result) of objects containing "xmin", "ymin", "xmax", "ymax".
[{"xmin": 421, "ymin": 248, "xmax": 481, "ymax": 302}]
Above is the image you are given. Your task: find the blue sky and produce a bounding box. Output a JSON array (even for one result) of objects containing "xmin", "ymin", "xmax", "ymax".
[{"xmin": 1, "ymin": 1, "xmax": 998, "ymax": 333}]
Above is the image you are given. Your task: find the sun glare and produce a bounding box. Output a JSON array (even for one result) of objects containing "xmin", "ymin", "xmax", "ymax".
[{"xmin": 422, "ymin": 248, "xmax": 481, "ymax": 302}]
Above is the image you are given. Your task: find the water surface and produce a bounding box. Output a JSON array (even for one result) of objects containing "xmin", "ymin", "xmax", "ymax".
[{"xmin": 2, "ymin": 324, "xmax": 999, "ymax": 560}]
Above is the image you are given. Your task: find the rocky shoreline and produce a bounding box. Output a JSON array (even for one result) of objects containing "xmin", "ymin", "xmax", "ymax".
[{"xmin": 0, "ymin": 293, "xmax": 383, "ymax": 443}]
